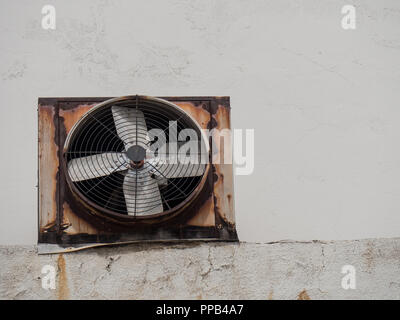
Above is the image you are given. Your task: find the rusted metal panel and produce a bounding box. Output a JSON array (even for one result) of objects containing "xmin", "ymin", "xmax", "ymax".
[
  {"xmin": 61, "ymin": 202, "xmax": 98, "ymax": 235},
  {"xmin": 173, "ymin": 100, "xmax": 215, "ymax": 227},
  {"xmin": 172, "ymin": 101, "xmax": 210, "ymax": 130},
  {"xmin": 59, "ymin": 104, "xmax": 94, "ymax": 134},
  {"xmin": 59, "ymin": 104, "xmax": 99, "ymax": 236},
  {"xmin": 210, "ymin": 98, "xmax": 236, "ymax": 229},
  {"xmin": 38, "ymin": 104, "xmax": 58, "ymax": 234},
  {"xmin": 38, "ymin": 96, "xmax": 237, "ymax": 253},
  {"xmin": 186, "ymin": 196, "xmax": 215, "ymax": 227}
]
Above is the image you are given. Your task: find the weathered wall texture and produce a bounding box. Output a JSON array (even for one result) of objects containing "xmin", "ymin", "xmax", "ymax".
[{"xmin": 1, "ymin": 238, "xmax": 399, "ymax": 299}]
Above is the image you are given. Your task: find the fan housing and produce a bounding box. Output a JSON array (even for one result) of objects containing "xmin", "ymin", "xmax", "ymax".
[
  {"xmin": 38, "ymin": 95, "xmax": 237, "ymax": 252},
  {"xmin": 63, "ymin": 96, "xmax": 210, "ymax": 225}
]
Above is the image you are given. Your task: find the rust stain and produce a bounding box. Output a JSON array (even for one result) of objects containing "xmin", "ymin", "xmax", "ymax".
[
  {"xmin": 362, "ymin": 241, "xmax": 375, "ymax": 271},
  {"xmin": 59, "ymin": 104, "xmax": 93, "ymax": 134},
  {"xmin": 267, "ymin": 290, "xmax": 274, "ymax": 300},
  {"xmin": 214, "ymin": 105, "xmax": 231, "ymax": 131},
  {"xmin": 57, "ymin": 254, "xmax": 69, "ymax": 300},
  {"xmin": 174, "ymin": 100, "xmax": 217, "ymax": 227},
  {"xmin": 173, "ymin": 101, "xmax": 210, "ymax": 129},
  {"xmin": 187, "ymin": 195, "xmax": 215, "ymax": 227},
  {"xmin": 212, "ymin": 104, "xmax": 235, "ymax": 225},
  {"xmin": 297, "ymin": 290, "xmax": 311, "ymax": 300},
  {"xmin": 62, "ymin": 202, "xmax": 98, "ymax": 235},
  {"xmin": 214, "ymin": 167, "xmax": 234, "ymax": 220},
  {"xmin": 38, "ymin": 105, "xmax": 58, "ymax": 231},
  {"xmin": 40, "ymin": 221, "xmax": 57, "ymax": 233}
]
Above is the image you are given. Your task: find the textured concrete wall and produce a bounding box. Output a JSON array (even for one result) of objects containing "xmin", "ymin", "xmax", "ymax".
[{"xmin": 1, "ymin": 238, "xmax": 400, "ymax": 299}]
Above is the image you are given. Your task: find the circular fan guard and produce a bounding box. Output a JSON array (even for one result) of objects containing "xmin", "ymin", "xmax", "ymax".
[{"xmin": 63, "ymin": 96, "xmax": 210, "ymax": 223}]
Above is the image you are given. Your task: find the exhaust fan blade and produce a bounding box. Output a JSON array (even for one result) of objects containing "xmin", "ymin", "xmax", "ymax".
[
  {"xmin": 111, "ymin": 106, "xmax": 149, "ymax": 149},
  {"xmin": 68, "ymin": 152, "xmax": 129, "ymax": 182},
  {"xmin": 148, "ymin": 158, "xmax": 205, "ymax": 178},
  {"xmin": 123, "ymin": 170, "xmax": 163, "ymax": 216}
]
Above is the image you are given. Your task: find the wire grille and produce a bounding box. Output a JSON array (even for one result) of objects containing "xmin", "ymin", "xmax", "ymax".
[{"xmin": 65, "ymin": 97, "xmax": 208, "ymax": 217}]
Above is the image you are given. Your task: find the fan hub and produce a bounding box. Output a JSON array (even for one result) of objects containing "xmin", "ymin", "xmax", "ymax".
[
  {"xmin": 130, "ymin": 159, "xmax": 145, "ymax": 169},
  {"xmin": 126, "ymin": 145, "xmax": 146, "ymax": 162}
]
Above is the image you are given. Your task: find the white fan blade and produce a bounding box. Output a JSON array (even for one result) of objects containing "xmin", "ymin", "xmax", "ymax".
[
  {"xmin": 68, "ymin": 152, "xmax": 129, "ymax": 182},
  {"xmin": 123, "ymin": 170, "xmax": 163, "ymax": 216},
  {"xmin": 148, "ymin": 158, "xmax": 205, "ymax": 178},
  {"xmin": 111, "ymin": 106, "xmax": 149, "ymax": 149}
]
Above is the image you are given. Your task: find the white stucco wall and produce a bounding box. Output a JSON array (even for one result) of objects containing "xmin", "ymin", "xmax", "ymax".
[{"xmin": 0, "ymin": 0, "xmax": 400, "ymax": 245}]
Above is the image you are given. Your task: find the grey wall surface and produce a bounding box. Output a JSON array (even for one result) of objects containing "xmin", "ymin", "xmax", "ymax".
[
  {"xmin": 1, "ymin": 238, "xmax": 400, "ymax": 299},
  {"xmin": 1, "ymin": 1, "xmax": 400, "ymax": 244}
]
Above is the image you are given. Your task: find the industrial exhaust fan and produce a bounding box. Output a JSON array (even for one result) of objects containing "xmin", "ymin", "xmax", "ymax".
[{"xmin": 38, "ymin": 96, "xmax": 237, "ymax": 253}]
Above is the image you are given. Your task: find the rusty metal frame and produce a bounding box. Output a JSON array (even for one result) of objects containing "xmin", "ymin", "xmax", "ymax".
[{"xmin": 38, "ymin": 96, "xmax": 238, "ymax": 254}]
